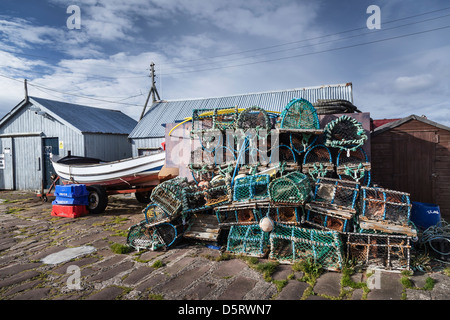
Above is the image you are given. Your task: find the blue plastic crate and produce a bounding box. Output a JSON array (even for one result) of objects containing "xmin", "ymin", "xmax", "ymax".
[
  {"xmin": 52, "ymin": 195, "xmax": 89, "ymax": 206},
  {"xmin": 54, "ymin": 184, "xmax": 89, "ymax": 198}
]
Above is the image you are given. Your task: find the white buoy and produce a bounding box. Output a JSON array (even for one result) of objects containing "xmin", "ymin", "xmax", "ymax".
[{"xmin": 259, "ymin": 217, "xmax": 274, "ymax": 232}]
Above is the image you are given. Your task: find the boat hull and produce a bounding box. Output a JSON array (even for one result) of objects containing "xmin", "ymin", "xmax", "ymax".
[{"xmin": 51, "ymin": 152, "xmax": 165, "ymax": 189}]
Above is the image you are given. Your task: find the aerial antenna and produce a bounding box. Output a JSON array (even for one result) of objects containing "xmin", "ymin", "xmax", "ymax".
[
  {"xmin": 24, "ymin": 79, "xmax": 29, "ymax": 102},
  {"xmin": 140, "ymin": 62, "xmax": 161, "ymax": 120}
]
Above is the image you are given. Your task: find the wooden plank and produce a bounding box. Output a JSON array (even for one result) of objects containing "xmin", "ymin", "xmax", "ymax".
[
  {"xmin": 359, "ymin": 218, "xmax": 417, "ymax": 237},
  {"xmin": 305, "ymin": 203, "xmax": 354, "ymax": 219}
]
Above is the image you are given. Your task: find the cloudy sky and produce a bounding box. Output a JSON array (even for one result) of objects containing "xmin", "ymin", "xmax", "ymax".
[{"xmin": 0, "ymin": 0, "xmax": 449, "ymax": 125}]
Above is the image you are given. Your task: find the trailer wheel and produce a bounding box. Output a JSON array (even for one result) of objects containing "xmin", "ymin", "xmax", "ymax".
[
  {"xmin": 86, "ymin": 185, "xmax": 108, "ymax": 214},
  {"xmin": 135, "ymin": 191, "xmax": 151, "ymax": 204}
]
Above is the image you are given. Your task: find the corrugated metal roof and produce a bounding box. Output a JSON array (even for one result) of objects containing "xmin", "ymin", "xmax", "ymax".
[
  {"xmin": 129, "ymin": 83, "xmax": 353, "ymax": 139},
  {"xmin": 29, "ymin": 96, "xmax": 137, "ymax": 134}
]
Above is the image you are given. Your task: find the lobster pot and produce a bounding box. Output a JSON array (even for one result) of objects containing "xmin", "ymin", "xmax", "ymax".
[
  {"xmin": 189, "ymin": 147, "xmax": 215, "ymax": 171},
  {"xmin": 150, "ymin": 177, "xmax": 189, "ymax": 216},
  {"xmin": 279, "ymin": 98, "xmax": 320, "ymax": 130},
  {"xmin": 191, "ymin": 108, "xmax": 215, "ymax": 132},
  {"xmin": 226, "ymin": 224, "xmax": 270, "ymax": 257},
  {"xmin": 290, "ymin": 133, "xmax": 318, "ymax": 155},
  {"xmin": 215, "ymin": 206, "xmax": 260, "ymax": 227},
  {"xmin": 233, "ymin": 174, "xmax": 270, "ymax": 202},
  {"xmin": 336, "ymin": 147, "xmax": 371, "ymax": 185},
  {"xmin": 269, "ymin": 224, "xmax": 344, "ymax": 271},
  {"xmin": 182, "ymin": 184, "xmax": 230, "ymax": 213},
  {"xmin": 324, "ymin": 115, "xmax": 367, "ymax": 154},
  {"xmin": 360, "ymin": 187, "xmax": 411, "ymax": 225},
  {"xmin": 302, "ymin": 145, "xmax": 335, "ymax": 180},
  {"xmin": 346, "ymin": 232, "xmax": 411, "ymax": 270},
  {"xmin": 127, "ymin": 219, "xmax": 183, "ymax": 251},
  {"xmin": 259, "ymin": 205, "xmax": 302, "ymax": 225},
  {"xmin": 143, "ymin": 204, "xmax": 172, "ymax": 227},
  {"xmin": 312, "ymin": 177, "xmax": 360, "ymax": 211},
  {"xmin": 213, "ymin": 107, "xmax": 240, "ymax": 131},
  {"xmin": 236, "ymin": 106, "xmax": 271, "ymax": 134},
  {"xmin": 304, "ymin": 205, "xmax": 354, "ymax": 232},
  {"xmin": 269, "ymin": 171, "xmax": 311, "ymax": 205},
  {"xmin": 269, "ymin": 144, "xmax": 297, "ymax": 166}
]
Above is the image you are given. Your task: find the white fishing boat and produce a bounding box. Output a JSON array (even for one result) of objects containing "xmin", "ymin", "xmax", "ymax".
[{"xmin": 51, "ymin": 152, "xmax": 165, "ymax": 188}]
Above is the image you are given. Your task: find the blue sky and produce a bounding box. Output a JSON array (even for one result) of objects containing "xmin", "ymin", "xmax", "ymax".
[{"xmin": 0, "ymin": 0, "xmax": 449, "ymax": 125}]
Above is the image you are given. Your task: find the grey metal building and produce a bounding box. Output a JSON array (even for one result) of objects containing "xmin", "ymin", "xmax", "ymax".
[
  {"xmin": 129, "ymin": 83, "xmax": 354, "ymax": 157},
  {"xmin": 0, "ymin": 96, "xmax": 137, "ymax": 191}
]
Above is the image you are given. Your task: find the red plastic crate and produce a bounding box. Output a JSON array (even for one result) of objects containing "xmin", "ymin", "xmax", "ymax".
[{"xmin": 51, "ymin": 204, "xmax": 89, "ymax": 218}]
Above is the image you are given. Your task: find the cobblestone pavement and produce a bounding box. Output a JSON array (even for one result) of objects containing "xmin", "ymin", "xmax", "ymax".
[{"xmin": 0, "ymin": 191, "xmax": 449, "ymax": 302}]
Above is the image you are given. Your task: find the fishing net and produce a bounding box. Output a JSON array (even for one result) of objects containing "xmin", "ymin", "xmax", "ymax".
[
  {"xmin": 336, "ymin": 147, "xmax": 371, "ymax": 185},
  {"xmin": 269, "ymin": 224, "xmax": 344, "ymax": 271},
  {"xmin": 346, "ymin": 232, "xmax": 411, "ymax": 270},
  {"xmin": 302, "ymin": 144, "xmax": 335, "ymax": 180},
  {"xmin": 226, "ymin": 224, "xmax": 270, "ymax": 257},
  {"xmin": 232, "ymin": 174, "xmax": 270, "ymax": 202},
  {"xmin": 359, "ymin": 187, "xmax": 411, "ymax": 225},
  {"xmin": 268, "ymin": 171, "xmax": 311, "ymax": 205},
  {"xmin": 127, "ymin": 219, "xmax": 182, "ymax": 251},
  {"xmin": 324, "ymin": 115, "xmax": 367, "ymax": 154},
  {"xmin": 279, "ymin": 98, "xmax": 320, "ymax": 130}
]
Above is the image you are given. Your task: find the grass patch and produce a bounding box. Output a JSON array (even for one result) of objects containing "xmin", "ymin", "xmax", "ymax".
[
  {"xmin": 151, "ymin": 259, "xmax": 164, "ymax": 269},
  {"xmin": 148, "ymin": 293, "xmax": 164, "ymax": 300},
  {"xmin": 110, "ymin": 242, "xmax": 132, "ymax": 254},
  {"xmin": 400, "ymin": 270, "xmax": 436, "ymax": 299},
  {"xmin": 5, "ymin": 207, "xmax": 25, "ymax": 214}
]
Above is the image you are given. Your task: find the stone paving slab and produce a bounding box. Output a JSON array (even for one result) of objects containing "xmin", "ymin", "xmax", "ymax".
[{"xmin": 0, "ymin": 191, "xmax": 449, "ymax": 302}]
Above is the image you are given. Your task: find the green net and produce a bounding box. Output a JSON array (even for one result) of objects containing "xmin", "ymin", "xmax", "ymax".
[
  {"xmin": 324, "ymin": 115, "xmax": 367, "ymax": 153},
  {"xmin": 226, "ymin": 224, "xmax": 270, "ymax": 257},
  {"xmin": 280, "ymin": 98, "xmax": 320, "ymax": 130},
  {"xmin": 127, "ymin": 220, "xmax": 179, "ymax": 251},
  {"xmin": 268, "ymin": 171, "xmax": 311, "ymax": 205},
  {"xmin": 269, "ymin": 224, "xmax": 344, "ymax": 271},
  {"xmin": 233, "ymin": 174, "xmax": 270, "ymax": 202},
  {"xmin": 236, "ymin": 106, "xmax": 271, "ymax": 133},
  {"xmin": 302, "ymin": 145, "xmax": 335, "ymax": 180},
  {"xmin": 312, "ymin": 177, "xmax": 360, "ymax": 211},
  {"xmin": 143, "ymin": 204, "xmax": 171, "ymax": 227},
  {"xmin": 150, "ymin": 177, "xmax": 189, "ymax": 216},
  {"xmin": 346, "ymin": 232, "xmax": 411, "ymax": 270},
  {"xmin": 336, "ymin": 147, "xmax": 371, "ymax": 185}
]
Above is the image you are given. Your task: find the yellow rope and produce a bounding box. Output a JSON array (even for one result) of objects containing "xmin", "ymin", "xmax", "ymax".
[{"xmin": 168, "ymin": 108, "xmax": 281, "ymax": 136}]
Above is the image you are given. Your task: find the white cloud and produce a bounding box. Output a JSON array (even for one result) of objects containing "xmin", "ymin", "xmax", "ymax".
[{"xmin": 394, "ymin": 74, "xmax": 435, "ymax": 93}]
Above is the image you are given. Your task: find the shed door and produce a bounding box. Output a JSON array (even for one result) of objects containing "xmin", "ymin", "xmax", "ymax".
[
  {"xmin": 1, "ymin": 138, "xmax": 14, "ymax": 190},
  {"xmin": 392, "ymin": 130, "xmax": 436, "ymax": 203},
  {"xmin": 43, "ymin": 138, "xmax": 59, "ymax": 189}
]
